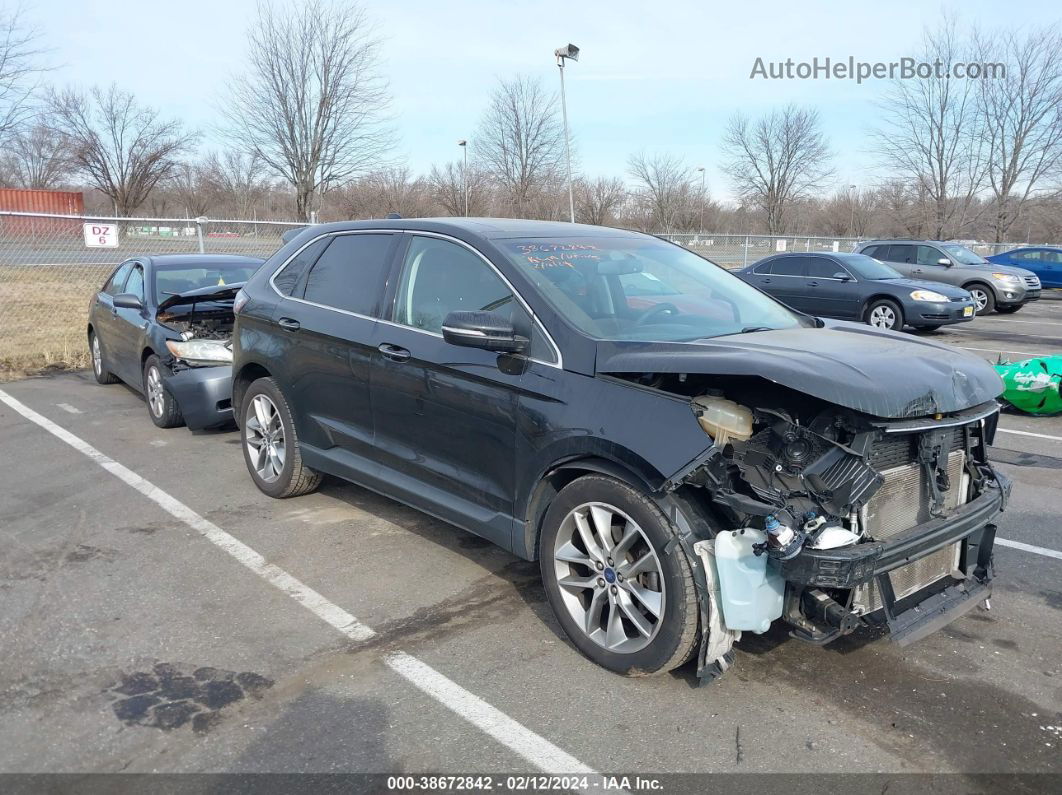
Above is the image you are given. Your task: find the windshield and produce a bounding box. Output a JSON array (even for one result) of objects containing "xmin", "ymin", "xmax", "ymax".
[
  {"xmin": 941, "ymin": 244, "xmax": 988, "ymax": 266},
  {"xmin": 499, "ymin": 236, "xmax": 805, "ymax": 342},
  {"xmin": 153, "ymin": 262, "xmax": 261, "ymax": 304},
  {"xmin": 834, "ymin": 253, "xmax": 902, "ymax": 280}
]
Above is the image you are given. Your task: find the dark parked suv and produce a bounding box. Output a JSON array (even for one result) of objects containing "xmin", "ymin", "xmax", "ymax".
[{"xmin": 231, "ymin": 219, "xmax": 1009, "ymax": 680}]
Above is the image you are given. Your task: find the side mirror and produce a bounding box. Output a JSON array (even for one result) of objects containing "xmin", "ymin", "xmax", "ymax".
[
  {"xmin": 441, "ymin": 311, "xmax": 527, "ymax": 354},
  {"xmin": 833, "ymin": 272, "xmax": 852, "ymax": 282},
  {"xmin": 113, "ymin": 293, "xmax": 143, "ymax": 310},
  {"xmin": 936, "ymin": 258, "xmax": 952, "ymax": 267}
]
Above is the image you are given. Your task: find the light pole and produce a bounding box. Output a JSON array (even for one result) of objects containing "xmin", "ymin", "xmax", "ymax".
[
  {"xmin": 555, "ymin": 43, "xmax": 579, "ymax": 224},
  {"xmin": 848, "ymin": 184, "xmax": 857, "ymax": 237},
  {"xmin": 696, "ymin": 166, "xmax": 706, "ymax": 233},
  {"xmin": 458, "ymin": 139, "xmax": 468, "ymax": 217}
]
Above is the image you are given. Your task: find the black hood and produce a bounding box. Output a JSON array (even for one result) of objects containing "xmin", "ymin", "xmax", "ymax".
[
  {"xmin": 156, "ymin": 282, "xmax": 245, "ymax": 314},
  {"xmin": 596, "ymin": 320, "xmax": 1003, "ymax": 418}
]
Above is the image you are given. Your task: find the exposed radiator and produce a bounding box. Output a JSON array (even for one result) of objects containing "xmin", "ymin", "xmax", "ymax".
[{"xmin": 853, "ymin": 450, "xmax": 966, "ymax": 614}]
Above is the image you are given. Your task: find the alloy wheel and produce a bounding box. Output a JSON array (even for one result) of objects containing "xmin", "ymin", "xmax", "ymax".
[
  {"xmin": 552, "ymin": 501, "xmax": 665, "ymax": 653},
  {"xmin": 869, "ymin": 305, "xmax": 897, "ymax": 329},
  {"xmin": 146, "ymin": 365, "xmax": 166, "ymax": 417},
  {"xmin": 971, "ymin": 289, "xmax": 989, "ymax": 312},
  {"xmin": 92, "ymin": 336, "xmax": 102, "ymax": 376},
  {"xmin": 244, "ymin": 394, "xmax": 286, "ymax": 483}
]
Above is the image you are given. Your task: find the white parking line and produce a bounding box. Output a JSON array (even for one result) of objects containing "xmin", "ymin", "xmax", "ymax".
[
  {"xmin": 996, "ymin": 538, "xmax": 1062, "ymax": 561},
  {"xmin": 0, "ymin": 387, "xmax": 597, "ymax": 776},
  {"xmin": 986, "ymin": 318, "xmax": 1062, "ymax": 328},
  {"xmin": 997, "ymin": 427, "xmax": 1062, "ymax": 443},
  {"xmin": 957, "ymin": 345, "xmax": 1054, "ymax": 357},
  {"xmin": 56, "ymin": 403, "xmax": 81, "ymax": 414}
]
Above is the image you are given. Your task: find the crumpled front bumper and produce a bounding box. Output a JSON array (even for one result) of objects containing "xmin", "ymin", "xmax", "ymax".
[
  {"xmin": 777, "ymin": 469, "xmax": 1010, "ymax": 645},
  {"xmin": 164, "ymin": 365, "xmax": 234, "ymax": 430},
  {"xmin": 776, "ymin": 472, "xmax": 1010, "ymax": 588}
]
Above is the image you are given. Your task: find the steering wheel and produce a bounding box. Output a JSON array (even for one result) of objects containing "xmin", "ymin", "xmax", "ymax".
[{"xmin": 636, "ymin": 302, "xmax": 680, "ymax": 325}]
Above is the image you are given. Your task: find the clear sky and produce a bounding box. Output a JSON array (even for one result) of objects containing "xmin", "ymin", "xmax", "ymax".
[{"xmin": 30, "ymin": 0, "xmax": 1062, "ymax": 201}]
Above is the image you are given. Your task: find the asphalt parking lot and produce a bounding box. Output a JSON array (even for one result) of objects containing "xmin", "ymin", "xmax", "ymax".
[{"xmin": 1, "ymin": 300, "xmax": 1060, "ymax": 783}]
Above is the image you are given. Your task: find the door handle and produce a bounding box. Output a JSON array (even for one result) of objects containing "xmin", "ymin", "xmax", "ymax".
[
  {"xmin": 807, "ymin": 280, "xmax": 820, "ymax": 287},
  {"xmin": 762, "ymin": 278, "xmax": 772, "ymax": 283},
  {"xmin": 378, "ymin": 343, "xmax": 411, "ymax": 362},
  {"xmin": 277, "ymin": 317, "xmax": 300, "ymax": 331}
]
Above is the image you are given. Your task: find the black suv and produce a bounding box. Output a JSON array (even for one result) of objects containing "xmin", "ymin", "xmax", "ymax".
[{"xmin": 231, "ymin": 219, "xmax": 1009, "ymax": 680}]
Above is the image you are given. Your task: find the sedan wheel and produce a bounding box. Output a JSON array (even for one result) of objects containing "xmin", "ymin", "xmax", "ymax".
[
  {"xmin": 245, "ymin": 394, "xmax": 286, "ymax": 483},
  {"xmin": 143, "ymin": 355, "xmax": 184, "ymax": 428},
  {"xmin": 89, "ymin": 331, "xmax": 118, "ymax": 384},
  {"xmin": 866, "ymin": 299, "xmax": 903, "ymax": 331},
  {"xmin": 553, "ymin": 502, "xmax": 664, "ymax": 654}
]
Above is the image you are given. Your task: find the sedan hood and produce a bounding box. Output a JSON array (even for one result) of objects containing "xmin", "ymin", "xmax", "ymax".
[
  {"xmin": 156, "ymin": 282, "xmax": 245, "ymax": 314},
  {"xmin": 878, "ymin": 278, "xmax": 971, "ymax": 298},
  {"xmin": 596, "ymin": 321, "xmax": 1003, "ymax": 418}
]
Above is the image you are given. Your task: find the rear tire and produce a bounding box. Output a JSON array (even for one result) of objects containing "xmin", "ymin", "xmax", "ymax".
[
  {"xmin": 89, "ymin": 331, "xmax": 119, "ymax": 384},
  {"xmin": 144, "ymin": 355, "xmax": 184, "ymax": 429},
  {"xmin": 539, "ymin": 475, "xmax": 699, "ymax": 676},
  {"xmin": 966, "ymin": 284, "xmax": 996, "ymax": 315},
  {"xmin": 241, "ymin": 377, "xmax": 322, "ymax": 499},
  {"xmin": 865, "ymin": 298, "xmax": 904, "ymax": 331},
  {"xmin": 995, "ymin": 305, "xmax": 1022, "ymax": 314}
]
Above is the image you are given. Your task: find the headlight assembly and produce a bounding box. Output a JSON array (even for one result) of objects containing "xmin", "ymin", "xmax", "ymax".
[
  {"xmin": 910, "ymin": 289, "xmax": 949, "ymax": 302},
  {"xmin": 165, "ymin": 339, "xmax": 233, "ymax": 366},
  {"xmin": 990, "ymin": 272, "xmax": 1021, "ymax": 283}
]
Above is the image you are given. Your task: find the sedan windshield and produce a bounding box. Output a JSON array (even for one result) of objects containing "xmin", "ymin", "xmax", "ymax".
[
  {"xmin": 941, "ymin": 244, "xmax": 988, "ymax": 266},
  {"xmin": 154, "ymin": 263, "xmax": 261, "ymax": 304},
  {"xmin": 835, "ymin": 253, "xmax": 902, "ymax": 280},
  {"xmin": 500, "ymin": 236, "xmax": 804, "ymax": 342}
]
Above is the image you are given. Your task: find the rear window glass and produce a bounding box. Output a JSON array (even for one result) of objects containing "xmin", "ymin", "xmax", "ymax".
[
  {"xmin": 274, "ymin": 236, "xmax": 331, "ymax": 296},
  {"xmin": 302, "ymin": 233, "xmax": 394, "ymax": 316}
]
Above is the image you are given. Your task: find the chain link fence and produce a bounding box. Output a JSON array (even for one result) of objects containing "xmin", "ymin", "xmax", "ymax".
[
  {"xmin": 0, "ymin": 211, "xmax": 302, "ymax": 377},
  {"xmin": 0, "ymin": 211, "xmax": 1051, "ymax": 377}
]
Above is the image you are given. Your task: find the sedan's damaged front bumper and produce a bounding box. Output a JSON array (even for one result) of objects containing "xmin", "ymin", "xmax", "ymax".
[{"xmin": 164, "ymin": 365, "xmax": 234, "ymax": 430}]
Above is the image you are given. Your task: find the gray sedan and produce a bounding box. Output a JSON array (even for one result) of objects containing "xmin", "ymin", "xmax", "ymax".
[{"xmin": 737, "ymin": 252, "xmax": 976, "ymax": 331}]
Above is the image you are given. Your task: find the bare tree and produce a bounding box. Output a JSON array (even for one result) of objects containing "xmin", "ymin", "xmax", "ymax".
[
  {"xmin": 872, "ymin": 18, "xmax": 987, "ymax": 238},
  {"xmin": 46, "ymin": 84, "xmax": 196, "ymax": 216},
  {"xmin": 1, "ymin": 120, "xmax": 69, "ymax": 188},
  {"xmin": 975, "ymin": 25, "xmax": 1062, "ymax": 242},
  {"xmin": 428, "ymin": 160, "xmax": 491, "ymax": 217},
  {"xmin": 0, "ymin": 4, "xmax": 46, "ymax": 141},
  {"xmin": 475, "ymin": 75, "xmax": 566, "ymax": 214},
  {"xmin": 169, "ymin": 161, "xmax": 213, "ymax": 217},
  {"xmin": 203, "ymin": 150, "xmax": 266, "ymax": 219},
  {"xmin": 721, "ymin": 104, "xmax": 833, "ymax": 235},
  {"xmin": 627, "ymin": 152, "xmax": 698, "ymax": 233},
  {"xmin": 222, "ymin": 0, "xmax": 393, "ymax": 222},
  {"xmin": 575, "ymin": 176, "xmax": 627, "ymax": 226}
]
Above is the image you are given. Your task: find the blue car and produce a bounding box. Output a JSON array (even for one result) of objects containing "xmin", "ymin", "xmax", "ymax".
[{"xmin": 987, "ymin": 247, "xmax": 1062, "ymax": 288}]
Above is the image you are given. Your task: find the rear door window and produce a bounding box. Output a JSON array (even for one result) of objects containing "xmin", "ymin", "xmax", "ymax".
[
  {"xmin": 301, "ymin": 233, "xmax": 395, "ymax": 316},
  {"xmin": 771, "ymin": 257, "xmax": 805, "ymax": 277},
  {"xmin": 886, "ymin": 244, "xmax": 915, "ymax": 263},
  {"xmin": 103, "ymin": 262, "xmax": 133, "ymax": 295}
]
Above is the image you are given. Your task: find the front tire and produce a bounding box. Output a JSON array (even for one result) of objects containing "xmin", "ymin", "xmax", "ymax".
[
  {"xmin": 967, "ymin": 284, "xmax": 996, "ymax": 315},
  {"xmin": 866, "ymin": 298, "xmax": 904, "ymax": 331},
  {"xmin": 241, "ymin": 377, "xmax": 322, "ymax": 499},
  {"xmin": 144, "ymin": 355, "xmax": 184, "ymax": 428},
  {"xmin": 89, "ymin": 331, "xmax": 119, "ymax": 384},
  {"xmin": 539, "ymin": 475, "xmax": 699, "ymax": 676}
]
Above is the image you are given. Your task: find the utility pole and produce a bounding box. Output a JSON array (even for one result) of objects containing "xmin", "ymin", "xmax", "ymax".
[{"xmin": 555, "ymin": 44, "xmax": 580, "ymax": 223}]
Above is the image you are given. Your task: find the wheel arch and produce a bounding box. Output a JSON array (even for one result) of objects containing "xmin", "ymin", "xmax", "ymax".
[
  {"xmin": 232, "ymin": 361, "xmax": 273, "ymax": 426},
  {"xmin": 860, "ymin": 293, "xmax": 904, "ymax": 320},
  {"xmin": 961, "ymin": 279, "xmax": 995, "ymax": 296},
  {"xmin": 517, "ymin": 454, "xmax": 675, "ymax": 561}
]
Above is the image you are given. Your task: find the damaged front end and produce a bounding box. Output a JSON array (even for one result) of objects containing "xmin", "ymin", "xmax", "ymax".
[
  {"xmin": 155, "ymin": 283, "xmax": 243, "ymax": 429},
  {"xmin": 617, "ymin": 367, "xmax": 1010, "ymax": 681}
]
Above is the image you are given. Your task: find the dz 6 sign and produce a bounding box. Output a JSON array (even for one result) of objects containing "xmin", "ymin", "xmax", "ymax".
[{"xmin": 83, "ymin": 223, "xmax": 118, "ymax": 248}]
